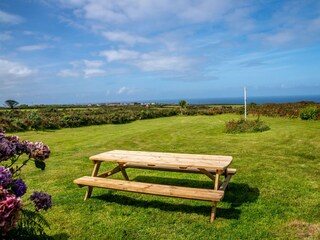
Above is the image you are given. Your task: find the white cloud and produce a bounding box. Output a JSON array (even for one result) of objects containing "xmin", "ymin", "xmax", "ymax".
[
  {"xmin": 0, "ymin": 59, "xmax": 36, "ymax": 88},
  {"xmin": 83, "ymin": 1, "xmax": 127, "ymax": 23},
  {"xmin": 247, "ymin": 1, "xmax": 320, "ymax": 48},
  {"xmin": 17, "ymin": 44, "xmax": 52, "ymax": 51},
  {"xmin": 83, "ymin": 68, "xmax": 106, "ymax": 78},
  {"xmin": 23, "ymin": 31, "xmax": 35, "ymax": 35},
  {"xmin": 57, "ymin": 69, "xmax": 80, "ymax": 78},
  {"xmin": 100, "ymin": 49, "xmax": 139, "ymax": 62},
  {"xmin": 21, "ymin": 31, "xmax": 61, "ymax": 42},
  {"xmin": 0, "ymin": 32, "xmax": 12, "ymax": 41},
  {"xmin": 117, "ymin": 87, "xmax": 127, "ymax": 94},
  {"xmin": 264, "ymin": 31, "xmax": 295, "ymax": 45},
  {"xmin": 83, "ymin": 60, "xmax": 104, "ymax": 68},
  {"xmin": 250, "ymin": 17, "xmax": 320, "ymax": 47},
  {"xmin": 224, "ymin": 6, "xmax": 256, "ymax": 32},
  {"xmin": 0, "ymin": 10, "xmax": 23, "ymax": 24},
  {"xmin": 135, "ymin": 53, "xmax": 193, "ymax": 72},
  {"xmin": 57, "ymin": 0, "xmax": 243, "ymax": 27},
  {"xmin": 178, "ymin": 1, "xmax": 233, "ymax": 23},
  {"xmin": 116, "ymin": 86, "xmax": 136, "ymax": 95},
  {"xmin": 307, "ymin": 17, "xmax": 320, "ymax": 32},
  {"xmin": 58, "ymin": 59, "xmax": 121, "ymax": 78},
  {"xmin": 60, "ymin": 0, "xmax": 87, "ymax": 7},
  {"xmin": 102, "ymin": 31, "xmax": 149, "ymax": 45},
  {"xmin": 55, "ymin": 0, "xmax": 320, "ymax": 50},
  {"xmin": 58, "ymin": 15, "xmax": 88, "ymax": 31},
  {"xmin": 100, "ymin": 48, "xmax": 194, "ymax": 72}
]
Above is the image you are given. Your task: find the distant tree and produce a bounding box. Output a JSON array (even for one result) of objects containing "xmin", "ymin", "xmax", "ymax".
[
  {"xmin": 5, "ymin": 99, "xmax": 19, "ymax": 109},
  {"xmin": 178, "ymin": 100, "xmax": 188, "ymax": 115}
]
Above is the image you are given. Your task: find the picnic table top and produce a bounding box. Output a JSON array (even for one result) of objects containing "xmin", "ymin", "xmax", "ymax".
[{"xmin": 89, "ymin": 150, "xmax": 233, "ymax": 170}]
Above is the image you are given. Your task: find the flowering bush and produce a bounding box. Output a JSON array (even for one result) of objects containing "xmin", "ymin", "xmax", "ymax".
[
  {"xmin": 0, "ymin": 129, "xmax": 52, "ymax": 236},
  {"xmin": 225, "ymin": 118, "xmax": 270, "ymax": 133},
  {"xmin": 0, "ymin": 186, "xmax": 21, "ymax": 233}
]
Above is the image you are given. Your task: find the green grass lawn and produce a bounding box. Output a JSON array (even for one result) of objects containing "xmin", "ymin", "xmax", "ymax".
[{"xmin": 14, "ymin": 114, "xmax": 320, "ymax": 239}]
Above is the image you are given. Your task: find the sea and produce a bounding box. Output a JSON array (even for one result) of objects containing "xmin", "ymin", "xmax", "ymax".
[{"xmin": 145, "ymin": 95, "xmax": 320, "ymax": 105}]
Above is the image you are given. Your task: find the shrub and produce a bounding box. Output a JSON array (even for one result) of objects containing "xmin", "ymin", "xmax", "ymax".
[
  {"xmin": 225, "ymin": 118, "xmax": 270, "ymax": 133},
  {"xmin": 6, "ymin": 102, "xmax": 319, "ymax": 132},
  {"xmin": 28, "ymin": 111, "xmax": 42, "ymax": 129},
  {"xmin": 300, "ymin": 107, "xmax": 319, "ymax": 120},
  {"xmin": 248, "ymin": 102, "xmax": 320, "ymax": 118}
]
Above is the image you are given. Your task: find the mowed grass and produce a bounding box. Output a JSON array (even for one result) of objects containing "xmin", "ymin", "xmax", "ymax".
[{"xmin": 14, "ymin": 114, "xmax": 320, "ymax": 239}]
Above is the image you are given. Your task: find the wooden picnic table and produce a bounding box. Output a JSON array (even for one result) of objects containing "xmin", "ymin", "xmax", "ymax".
[{"xmin": 74, "ymin": 150, "xmax": 236, "ymax": 222}]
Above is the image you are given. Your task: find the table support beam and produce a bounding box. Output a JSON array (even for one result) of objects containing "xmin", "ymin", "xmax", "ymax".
[
  {"xmin": 198, "ymin": 168, "xmax": 215, "ymax": 181},
  {"xmin": 119, "ymin": 163, "xmax": 129, "ymax": 180},
  {"xmin": 97, "ymin": 165, "xmax": 121, "ymax": 178}
]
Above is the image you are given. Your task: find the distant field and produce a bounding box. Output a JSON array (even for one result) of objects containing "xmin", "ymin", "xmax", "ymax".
[{"xmin": 13, "ymin": 114, "xmax": 320, "ymax": 239}]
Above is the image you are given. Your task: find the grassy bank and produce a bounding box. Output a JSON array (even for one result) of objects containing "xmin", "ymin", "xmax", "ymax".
[{"xmin": 14, "ymin": 114, "xmax": 320, "ymax": 239}]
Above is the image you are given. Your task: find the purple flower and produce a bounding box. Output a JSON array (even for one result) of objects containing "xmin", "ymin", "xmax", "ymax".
[
  {"xmin": 0, "ymin": 186, "xmax": 22, "ymax": 233},
  {"xmin": 0, "ymin": 167, "xmax": 12, "ymax": 187},
  {"xmin": 14, "ymin": 142, "xmax": 25, "ymax": 155},
  {"xmin": 0, "ymin": 139, "xmax": 16, "ymax": 161},
  {"xmin": 30, "ymin": 191, "xmax": 52, "ymax": 211},
  {"xmin": 11, "ymin": 179, "xmax": 27, "ymax": 197},
  {"xmin": 26, "ymin": 142, "xmax": 50, "ymax": 161},
  {"xmin": 0, "ymin": 129, "xmax": 5, "ymax": 139},
  {"xmin": 6, "ymin": 135, "xmax": 20, "ymax": 143},
  {"xmin": 0, "ymin": 131, "xmax": 17, "ymax": 161},
  {"xmin": 20, "ymin": 140, "xmax": 30, "ymax": 154}
]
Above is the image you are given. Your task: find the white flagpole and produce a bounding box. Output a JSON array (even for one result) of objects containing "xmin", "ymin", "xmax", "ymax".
[{"xmin": 244, "ymin": 86, "xmax": 247, "ymax": 121}]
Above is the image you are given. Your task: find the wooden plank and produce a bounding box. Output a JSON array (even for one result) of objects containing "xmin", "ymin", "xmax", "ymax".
[
  {"xmin": 74, "ymin": 176, "xmax": 224, "ymax": 202},
  {"xmin": 90, "ymin": 150, "xmax": 232, "ymax": 170},
  {"xmin": 226, "ymin": 168, "xmax": 236, "ymax": 175},
  {"xmin": 91, "ymin": 150, "xmax": 232, "ymax": 164},
  {"xmin": 110, "ymin": 150, "xmax": 232, "ymax": 162},
  {"xmin": 124, "ymin": 164, "xmax": 237, "ymax": 175}
]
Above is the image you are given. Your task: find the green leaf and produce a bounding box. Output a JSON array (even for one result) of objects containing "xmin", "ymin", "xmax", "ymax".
[
  {"xmin": 35, "ymin": 161, "xmax": 46, "ymax": 170},
  {"xmin": 6, "ymin": 209, "xmax": 50, "ymax": 238}
]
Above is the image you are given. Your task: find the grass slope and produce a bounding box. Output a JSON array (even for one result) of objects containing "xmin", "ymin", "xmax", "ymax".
[{"xmin": 14, "ymin": 114, "xmax": 320, "ymax": 239}]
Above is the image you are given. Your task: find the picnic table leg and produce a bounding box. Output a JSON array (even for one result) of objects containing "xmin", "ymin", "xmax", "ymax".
[
  {"xmin": 214, "ymin": 170, "xmax": 222, "ymax": 190},
  {"xmin": 119, "ymin": 163, "xmax": 129, "ymax": 180},
  {"xmin": 210, "ymin": 201, "xmax": 217, "ymax": 223},
  {"xmin": 224, "ymin": 169, "xmax": 230, "ymax": 191},
  {"xmin": 84, "ymin": 161, "xmax": 101, "ymax": 201},
  {"xmin": 211, "ymin": 170, "xmax": 222, "ymax": 222}
]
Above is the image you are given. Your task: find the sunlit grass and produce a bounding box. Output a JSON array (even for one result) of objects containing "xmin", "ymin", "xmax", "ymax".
[{"xmin": 14, "ymin": 114, "xmax": 320, "ymax": 239}]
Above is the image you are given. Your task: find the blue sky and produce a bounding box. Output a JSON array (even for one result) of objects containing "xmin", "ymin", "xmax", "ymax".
[{"xmin": 1, "ymin": 0, "xmax": 320, "ymax": 105}]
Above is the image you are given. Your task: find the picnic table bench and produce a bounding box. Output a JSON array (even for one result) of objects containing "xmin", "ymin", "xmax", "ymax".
[{"xmin": 74, "ymin": 150, "xmax": 236, "ymax": 222}]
